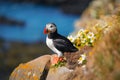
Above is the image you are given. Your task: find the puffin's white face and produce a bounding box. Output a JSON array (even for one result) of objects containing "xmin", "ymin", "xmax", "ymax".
[{"xmin": 44, "ymin": 23, "xmax": 57, "ymax": 34}]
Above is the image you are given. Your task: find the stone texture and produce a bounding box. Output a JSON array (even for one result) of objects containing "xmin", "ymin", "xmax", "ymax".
[{"xmin": 9, "ymin": 55, "xmax": 51, "ymax": 80}]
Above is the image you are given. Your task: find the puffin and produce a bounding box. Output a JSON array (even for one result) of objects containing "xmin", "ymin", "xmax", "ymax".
[{"xmin": 44, "ymin": 23, "xmax": 78, "ymax": 62}]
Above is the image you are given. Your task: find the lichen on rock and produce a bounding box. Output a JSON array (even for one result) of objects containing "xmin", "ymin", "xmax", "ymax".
[{"xmin": 10, "ymin": 55, "xmax": 51, "ymax": 80}]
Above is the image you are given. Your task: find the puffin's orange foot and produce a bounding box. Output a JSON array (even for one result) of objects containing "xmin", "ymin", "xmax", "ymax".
[
  {"xmin": 58, "ymin": 57, "xmax": 65, "ymax": 62},
  {"xmin": 51, "ymin": 56, "xmax": 65, "ymax": 65},
  {"xmin": 52, "ymin": 56, "xmax": 59, "ymax": 65}
]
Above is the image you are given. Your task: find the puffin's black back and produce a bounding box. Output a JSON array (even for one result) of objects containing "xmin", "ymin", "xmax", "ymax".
[{"xmin": 48, "ymin": 32, "xmax": 78, "ymax": 53}]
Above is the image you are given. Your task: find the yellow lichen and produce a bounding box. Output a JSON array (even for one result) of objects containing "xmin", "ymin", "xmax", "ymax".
[{"xmin": 32, "ymin": 74, "xmax": 39, "ymax": 80}]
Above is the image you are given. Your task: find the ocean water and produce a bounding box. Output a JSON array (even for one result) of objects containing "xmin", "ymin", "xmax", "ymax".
[{"xmin": 0, "ymin": 2, "xmax": 79, "ymax": 43}]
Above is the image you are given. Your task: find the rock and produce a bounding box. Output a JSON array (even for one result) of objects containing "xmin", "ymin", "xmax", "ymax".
[
  {"xmin": 9, "ymin": 54, "xmax": 75, "ymax": 80},
  {"xmin": 9, "ymin": 55, "xmax": 51, "ymax": 80},
  {"xmin": 46, "ymin": 67, "xmax": 73, "ymax": 80},
  {"xmin": 9, "ymin": 45, "xmax": 93, "ymax": 80},
  {"xmin": 64, "ymin": 47, "xmax": 92, "ymax": 69}
]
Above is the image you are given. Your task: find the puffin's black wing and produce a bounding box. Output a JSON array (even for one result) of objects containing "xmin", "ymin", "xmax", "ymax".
[{"xmin": 53, "ymin": 35, "xmax": 78, "ymax": 53}]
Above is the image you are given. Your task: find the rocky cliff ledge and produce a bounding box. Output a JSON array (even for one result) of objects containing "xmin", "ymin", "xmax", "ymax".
[{"xmin": 9, "ymin": 48, "xmax": 91, "ymax": 80}]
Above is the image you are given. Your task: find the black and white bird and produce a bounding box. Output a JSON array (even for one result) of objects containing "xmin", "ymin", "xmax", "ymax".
[{"xmin": 44, "ymin": 23, "xmax": 78, "ymax": 58}]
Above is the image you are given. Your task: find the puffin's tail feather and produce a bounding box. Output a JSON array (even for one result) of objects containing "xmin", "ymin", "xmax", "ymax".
[{"xmin": 71, "ymin": 48, "xmax": 78, "ymax": 52}]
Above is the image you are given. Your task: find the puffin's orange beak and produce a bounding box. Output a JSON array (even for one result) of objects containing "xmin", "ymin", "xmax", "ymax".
[{"xmin": 44, "ymin": 28, "xmax": 48, "ymax": 34}]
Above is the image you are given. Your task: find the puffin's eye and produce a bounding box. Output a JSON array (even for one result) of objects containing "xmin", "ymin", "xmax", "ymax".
[{"xmin": 50, "ymin": 26, "xmax": 53, "ymax": 28}]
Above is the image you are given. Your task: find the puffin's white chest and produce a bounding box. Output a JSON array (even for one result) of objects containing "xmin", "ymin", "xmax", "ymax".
[
  {"xmin": 46, "ymin": 36, "xmax": 62, "ymax": 57},
  {"xmin": 46, "ymin": 37, "xmax": 54, "ymax": 50}
]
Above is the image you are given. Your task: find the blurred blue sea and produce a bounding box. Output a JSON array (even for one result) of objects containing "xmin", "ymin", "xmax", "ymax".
[{"xmin": 0, "ymin": 2, "xmax": 79, "ymax": 43}]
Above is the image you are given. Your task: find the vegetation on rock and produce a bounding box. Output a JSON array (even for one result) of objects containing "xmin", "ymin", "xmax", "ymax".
[{"xmin": 62, "ymin": 0, "xmax": 120, "ymax": 80}]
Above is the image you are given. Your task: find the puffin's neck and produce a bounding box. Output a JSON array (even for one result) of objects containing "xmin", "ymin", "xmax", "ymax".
[{"xmin": 48, "ymin": 31, "xmax": 59, "ymax": 39}]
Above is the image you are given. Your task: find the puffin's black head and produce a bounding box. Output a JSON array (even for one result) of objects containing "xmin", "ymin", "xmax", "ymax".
[{"xmin": 44, "ymin": 23, "xmax": 57, "ymax": 34}]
